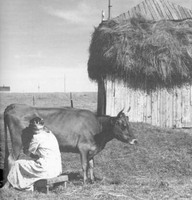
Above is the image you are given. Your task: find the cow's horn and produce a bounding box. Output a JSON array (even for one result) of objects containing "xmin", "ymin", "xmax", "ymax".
[{"xmin": 117, "ymin": 108, "xmax": 124, "ymax": 118}]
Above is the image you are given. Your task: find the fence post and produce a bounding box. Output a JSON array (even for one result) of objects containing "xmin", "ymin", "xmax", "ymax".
[
  {"xmin": 70, "ymin": 92, "xmax": 73, "ymax": 108},
  {"xmin": 33, "ymin": 96, "xmax": 35, "ymax": 106}
]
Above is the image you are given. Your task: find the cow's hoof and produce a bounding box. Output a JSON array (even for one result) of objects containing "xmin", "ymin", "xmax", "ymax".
[
  {"xmin": 90, "ymin": 179, "xmax": 95, "ymax": 184},
  {"xmin": 83, "ymin": 180, "xmax": 89, "ymax": 185}
]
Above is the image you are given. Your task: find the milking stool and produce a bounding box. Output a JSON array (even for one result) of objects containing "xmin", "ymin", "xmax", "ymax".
[{"xmin": 34, "ymin": 174, "xmax": 69, "ymax": 193}]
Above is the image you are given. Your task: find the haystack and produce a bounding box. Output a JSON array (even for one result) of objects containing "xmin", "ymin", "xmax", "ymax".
[{"xmin": 88, "ymin": 16, "xmax": 192, "ymax": 92}]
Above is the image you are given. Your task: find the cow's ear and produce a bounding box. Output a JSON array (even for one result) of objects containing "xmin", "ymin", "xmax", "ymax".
[
  {"xmin": 126, "ymin": 116, "xmax": 129, "ymax": 122},
  {"xmin": 110, "ymin": 117, "xmax": 116, "ymax": 125}
]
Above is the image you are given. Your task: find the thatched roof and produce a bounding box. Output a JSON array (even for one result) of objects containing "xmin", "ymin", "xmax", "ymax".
[{"xmin": 88, "ymin": 16, "xmax": 192, "ymax": 91}]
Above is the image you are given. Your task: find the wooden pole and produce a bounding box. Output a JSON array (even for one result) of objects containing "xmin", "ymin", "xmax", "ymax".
[
  {"xmin": 108, "ymin": 0, "xmax": 112, "ymax": 20},
  {"xmin": 70, "ymin": 92, "xmax": 73, "ymax": 108},
  {"xmin": 33, "ymin": 96, "xmax": 35, "ymax": 106},
  {"xmin": 97, "ymin": 78, "xmax": 106, "ymax": 115}
]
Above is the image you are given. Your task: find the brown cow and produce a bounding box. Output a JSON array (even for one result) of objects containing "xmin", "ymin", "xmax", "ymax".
[{"xmin": 3, "ymin": 104, "xmax": 137, "ymax": 185}]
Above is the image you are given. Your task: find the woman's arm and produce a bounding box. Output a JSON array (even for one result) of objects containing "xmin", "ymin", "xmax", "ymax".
[{"xmin": 24, "ymin": 135, "xmax": 40, "ymax": 158}]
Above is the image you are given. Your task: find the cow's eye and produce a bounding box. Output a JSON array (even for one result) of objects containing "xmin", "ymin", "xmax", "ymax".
[{"xmin": 121, "ymin": 124, "xmax": 126, "ymax": 130}]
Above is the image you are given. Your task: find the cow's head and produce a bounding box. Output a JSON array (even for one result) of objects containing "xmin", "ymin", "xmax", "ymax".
[{"xmin": 112, "ymin": 108, "xmax": 137, "ymax": 145}]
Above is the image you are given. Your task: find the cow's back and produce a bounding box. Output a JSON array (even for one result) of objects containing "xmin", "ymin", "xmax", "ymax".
[
  {"xmin": 4, "ymin": 104, "xmax": 101, "ymax": 153},
  {"xmin": 36, "ymin": 107, "xmax": 101, "ymax": 149},
  {"xmin": 4, "ymin": 104, "xmax": 38, "ymax": 128},
  {"xmin": 4, "ymin": 104, "xmax": 100, "ymax": 134}
]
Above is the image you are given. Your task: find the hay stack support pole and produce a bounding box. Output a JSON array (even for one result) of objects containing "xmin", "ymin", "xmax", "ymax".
[
  {"xmin": 97, "ymin": 77, "xmax": 106, "ymax": 115},
  {"xmin": 108, "ymin": 0, "xmax": 112, "ymax": 20}
]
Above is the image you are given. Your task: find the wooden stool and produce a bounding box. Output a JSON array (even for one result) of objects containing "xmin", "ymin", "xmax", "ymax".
[{"xmin": 35, "ymin": 174, "xmax": 69, "ymax": 193}]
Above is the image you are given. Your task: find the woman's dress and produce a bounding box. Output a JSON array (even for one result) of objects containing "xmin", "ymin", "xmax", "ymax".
[{"xmin": 7, "ymin": 129, "xmax": 62, "ymax": 190}]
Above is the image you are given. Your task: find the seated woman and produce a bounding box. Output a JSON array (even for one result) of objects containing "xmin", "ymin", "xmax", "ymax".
[{"xmin": 7, "ymin": 117, "xmax": 62, "ymax": 191}]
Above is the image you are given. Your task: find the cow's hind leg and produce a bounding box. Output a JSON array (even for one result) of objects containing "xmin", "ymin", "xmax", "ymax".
[
  {"xmin": 89, "ymin": 159, "xmax": 95, "ymax": 183},
  {"xmin": 79, "ymin": 149, "xmax": 89, "ymax": 184},
  {"xmin": 4, "ymin": 116, "xmax": 23, "ymax": 185},
  {"xmin": 2, "ymin": 155, "xmax": 14, "ymax": 189},
  {"xmin": 3, "ymin": 152, "xmax": 16, "ymax": 188}
]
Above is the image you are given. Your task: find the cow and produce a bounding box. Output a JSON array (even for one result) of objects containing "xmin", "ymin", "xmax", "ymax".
[{"xmin": 3, "ymin": 103, "xmax": 137, "ymax": 185}]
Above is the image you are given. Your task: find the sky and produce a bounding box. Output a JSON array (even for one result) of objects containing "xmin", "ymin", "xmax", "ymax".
[{"xmin": 0, "ymin": 0, "xmax": 191, "ymax": 92}]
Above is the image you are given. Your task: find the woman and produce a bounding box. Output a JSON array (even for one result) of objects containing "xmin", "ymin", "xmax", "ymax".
[{"xmin": 7, "ymin": 117, "xmax": 62, "ymax": 191}]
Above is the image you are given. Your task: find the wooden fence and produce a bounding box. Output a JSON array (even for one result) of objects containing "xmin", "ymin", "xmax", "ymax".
[{"xmin": 106, "ymin": 81, "xmax": 192, "ymax": 128}]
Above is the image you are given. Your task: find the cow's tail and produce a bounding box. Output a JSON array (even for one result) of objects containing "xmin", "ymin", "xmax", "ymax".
[{"xmin": 3, "ymin": 111, "xmax": 9, "ymax": 184}]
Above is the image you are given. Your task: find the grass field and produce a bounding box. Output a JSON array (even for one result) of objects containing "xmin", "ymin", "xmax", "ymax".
[{"xmin": 1, "ymin": 92, "xmax": 192, "ymax": 200}]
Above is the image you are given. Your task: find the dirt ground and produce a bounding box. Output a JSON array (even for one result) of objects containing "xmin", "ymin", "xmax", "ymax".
[{"xmin": 1, "ymin": 92, "xmax": 192, "ymax": 200}]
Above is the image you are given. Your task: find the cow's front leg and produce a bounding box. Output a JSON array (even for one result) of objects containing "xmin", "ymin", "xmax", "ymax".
[
  {"xmin": 89, "ymin": 159, "xmax": 95, "ymax": 183},
  {"xmin": 3, "ymin": 152, "xmax": 16, "ymax": 187},
  {"xmin": 80, "ymin": 151, "xmax": 89, "ymax": 184}
]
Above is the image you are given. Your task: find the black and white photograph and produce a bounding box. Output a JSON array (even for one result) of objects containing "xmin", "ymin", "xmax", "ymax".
[{"xmin": 0, "ymin": 0, "xmax": 192, "ymax": 199}]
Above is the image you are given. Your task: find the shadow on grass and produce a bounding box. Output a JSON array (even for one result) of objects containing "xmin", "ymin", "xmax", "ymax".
[
  {"xmin": 66, "ymin": 172, "xmax": 103, "ymax": 185},
  {"xmin": 67, "ymin": 172, "xmax": 83, "ymax": 183},
  {"xmin": 35, "ymin": 172, "xmax": 104, "ymax": 193},
  {"xmin": 66, "ymin": 172, "xmax": 122, "ymax": 186}
]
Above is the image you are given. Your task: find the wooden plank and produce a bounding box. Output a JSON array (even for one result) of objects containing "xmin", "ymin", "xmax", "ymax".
[
  {"xmin": 173, "ymin": 88, "xmax": 177, "ymax": 127},
  {"xmin": 158, "ymin": 90, "xmax": 161, "ymax": 127},
  {"xmin": 141, "ymin": 1, "xmax": 149, "ymax": 16},
  {"xmin": 191, "ymin": 85, "xmax": 192, "ymax": 127},
  {"xmin": 47, "ymin": 175, "xmax": 68, "ymax": 185},
  {"xmin": 181, "ymin": 86, "xmax": 192, "ymax": 128},
  {"xmin": 162, "ymin": 0, "xmax": 175, "ymax": 19},
  {"xmin": 137, "ymin": 91, "xmax": 143, "ymax": 122},
  {"xmin": 159, "ymin": 90, "xmax": 163, "ymax": 127},
  {"xmin": 148, "ymin": 0, "xmax": 163, "ymax": 20},
  {"xmin": 166, "ymin": 0, "xmax": 181, "ymax": 19},
  {"xmin": 112, "ymin": 81, "xmax": 116, "ymax": 116},
  {"xmin": 169, "ymin": 90, "xmax": 173, "ymax": 127},
  {"xmin": 145, "ymin": 92, "xmax": 152, "ymax": 124},
  {"xmin": 135, "ymin": 92, "xmax": 139, "ymax": 122},
  {"xmin": 141, "ymin": 91, "xmax": 146, "ymax": 122},
  {"xmin": 164, "ymin": 90, "xmax": 168, "ymax": 127},
  {"xmin": 138, "ymin": 1, "xmax": 148, "ymax": 17},
  {"xmin": 178, "ymin": 5, "xmax": 191, "ymax": 18},
  {"xmin": 152, "ymin": 0, "xmax": 165, "ymax": 19},
  {"xmin": 143, "ymin": 0, "xmax": 156, "ymax": 20},
  {"xmin": 151, "ymin": 92, "xmax": 156, "ymax": 126},
  {"xmin": 35, "ymin": 175, "xmax": 68, "ymax": 193},
  {"xmin": 162, "ymin": 90, "xmax": 167, "ymax": 127},
  {"xmin": 142, "ymin": 93, "xmax": 147, "ymax": 122},
  {"xmin": 171, "ymin": 89, "xmax": 175, "ymax": 128},
  {"xmin": 116, "ymin": 83, "xmax": 124, "ymax": 114},
  {"xmin": 177, "ymin": 88, "xmax": 182, "ymax": 128},
  {"xmin": 106, "ymin": 81, "xmax": 110, "ymax": 115},
  {"xmin": 129, "ymin": 89, "xmax": 134, "ymax": 121},
  {"xmin": 134, "ymin": 2, "xmax": 142, "ymax": 15},
  {"xmin": 134, "ymin": 91, "xmax": 138, "ymax": 122},
  {"xmin": 173, "ymin": 88, "xmax": 178, "ymax": 128},
  {"xmin": 154, "ymin": 0, "xmax": 170, "ymax": 19},
  {"xmin": 157, "ymin": 90, "xmax": 161, "ymax": 126},
  {"xmin": 166, "ymin": 90, "xmax": 172, "ymax": 127}
]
